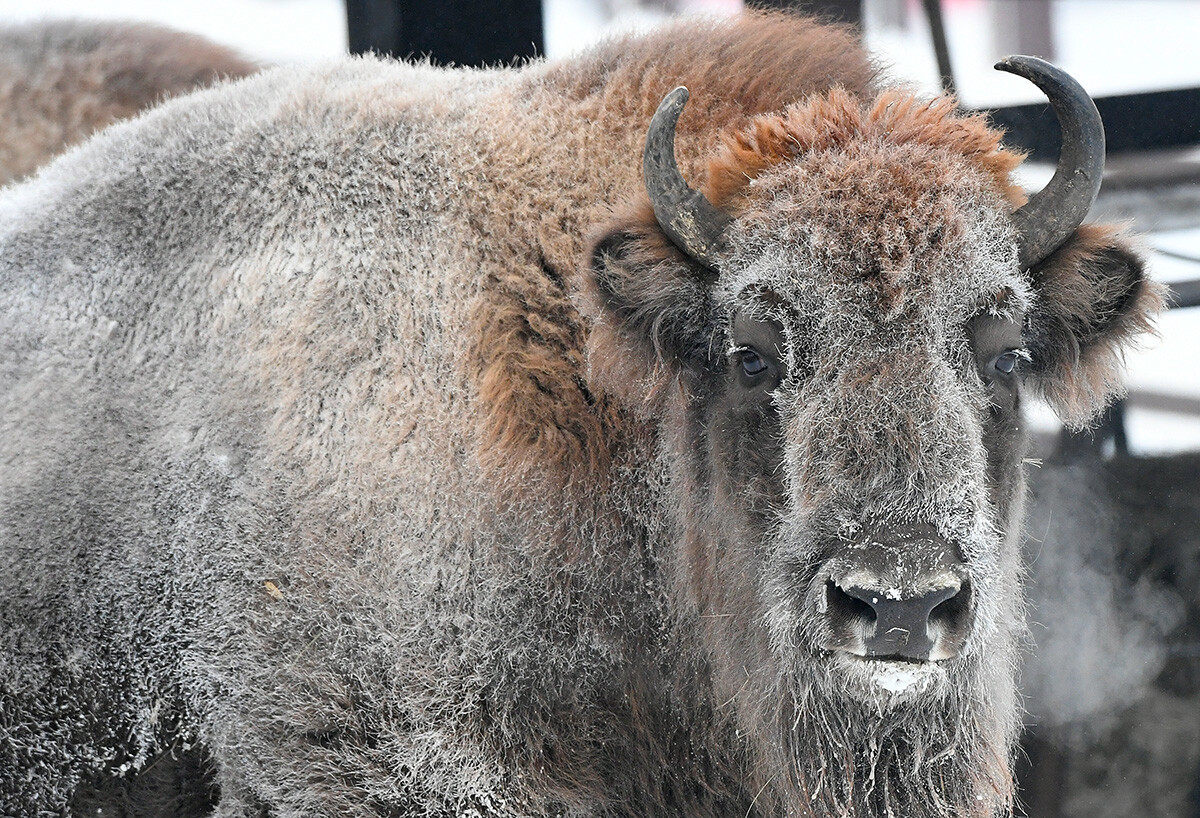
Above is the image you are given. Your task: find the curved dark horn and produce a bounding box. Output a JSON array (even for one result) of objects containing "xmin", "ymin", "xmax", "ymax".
[
  {"xmin": 995, "ymin": 56, "xmax": 1105, "ymax": 270},
  {"xmin": 643, "ymin": 86, "xmax": 731, "ymax": 272}
]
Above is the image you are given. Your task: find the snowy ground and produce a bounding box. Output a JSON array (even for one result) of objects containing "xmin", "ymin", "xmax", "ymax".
[{"xmin": 1, "ymin": 0, "xmax": 1196, "ymax": 453}]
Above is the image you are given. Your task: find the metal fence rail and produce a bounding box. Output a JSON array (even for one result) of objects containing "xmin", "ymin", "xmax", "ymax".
[{"xmin": 1167, "ymin": 277, "xmax": 1200, "ymax": 310}]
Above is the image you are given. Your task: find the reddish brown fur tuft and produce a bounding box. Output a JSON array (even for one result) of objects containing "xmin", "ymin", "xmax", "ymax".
[
  {"xmin": 469, "ymin": 11, "xmax": 875, "ymax": 489},
  {"xmin": 706, "ymin": 89, "xmax": 1026, "ymax": 210},
  {"xmin": 468, "ymin": 254, "xmax": 633, "ymax": 486}
]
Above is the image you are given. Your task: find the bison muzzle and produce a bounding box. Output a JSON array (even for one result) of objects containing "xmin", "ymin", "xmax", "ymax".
[{"xmin": 820, "ymin": 522, "xmax": 973, "ymax": 663}]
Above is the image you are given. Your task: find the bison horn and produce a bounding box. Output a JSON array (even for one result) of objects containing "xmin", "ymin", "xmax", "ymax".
[
  {"xmin": 996, "ymin": 56, "xmax": 1105, "ymax": 270},
  {"xmin": 643, "ymin": 86, "xmax": 731, "ymax": 272}
]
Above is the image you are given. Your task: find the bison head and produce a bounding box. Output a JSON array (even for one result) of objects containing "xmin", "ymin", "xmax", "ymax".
[{"xmin": 585, "ymin": 61, "xmax": 1159, "ymax": 816}]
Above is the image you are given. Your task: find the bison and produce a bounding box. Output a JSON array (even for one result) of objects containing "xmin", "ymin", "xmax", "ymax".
[
  {"xmin": 0, "ymin": 11, "xmax": 1162, "ymax": 817},
  {"xmin": 0, "ymin": 20, "xmax": 257, "ymax": 186}
]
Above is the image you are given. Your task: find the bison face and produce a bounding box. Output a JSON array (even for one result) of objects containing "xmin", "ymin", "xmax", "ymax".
[
  {"xmin": 584, "ymin": 87, "xmax": 1159, "ymax": 815},
  {"xmin": 680, "ymin": 144, "xmax": 1033, "ymax": 719}
]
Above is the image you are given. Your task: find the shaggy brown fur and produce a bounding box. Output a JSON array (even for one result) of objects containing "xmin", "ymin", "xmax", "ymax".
[
  {"xmin": 706, "ymin": 90, "xmax": 1027, "ymax": 210},
  {"xmin": 1025, "ymin": 223, "xmax": 1164, "ymax": 424},
  {"xmin": 467, "ymin": 13, "xmax": 877, "ymax": 486},
  {"xmin": 0, "ymin": 20, "xmax": 258, "ymax": 185},
  {"xmin": 708, "ymin": 92, "xmax": 1028, "ymax": 316}
]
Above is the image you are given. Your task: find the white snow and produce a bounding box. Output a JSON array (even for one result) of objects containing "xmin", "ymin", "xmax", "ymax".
[{"xmin": 872, "ymin": 660, "xmax": 938, "ymax": 694}]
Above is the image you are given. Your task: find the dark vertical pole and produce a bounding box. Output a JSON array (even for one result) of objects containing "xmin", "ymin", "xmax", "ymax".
[
  {"xmin": 346, "ymin": 0, "xmax": 543, "ymax": 67},
  {"xmin": 920, "ymin": 0, "xmax": 956, "ymax": 96},
  {"xmin": 346, "ymin": 0, "xmax": 402, "ymax": 55},
  {"xmin": 993, "ymin": 0, "xmax": 1054, "ymax": 60}
]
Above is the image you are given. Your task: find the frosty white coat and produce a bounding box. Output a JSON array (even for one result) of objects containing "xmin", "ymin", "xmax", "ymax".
[{"xmin": 0, "ymin": 12, "xmax": 1159, "ymax": 817}]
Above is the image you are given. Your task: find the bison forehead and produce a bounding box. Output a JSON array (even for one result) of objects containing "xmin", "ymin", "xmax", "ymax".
[
  {"xmin": 782, "ymin": 350, "xmax": 992, "ymax": 514},
  {"xmin": 718, "ymin": 139, "xmax": 1030, "ymax": 335}
]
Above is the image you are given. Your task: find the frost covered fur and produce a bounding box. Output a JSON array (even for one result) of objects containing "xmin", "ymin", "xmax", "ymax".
[
  {"xmin": 0, "ymin": 11, "xmax": 1158, "ymax": 817},
  {"xmin": 0, "ymin": 20, "xmax": 257, "ymax": 185}
]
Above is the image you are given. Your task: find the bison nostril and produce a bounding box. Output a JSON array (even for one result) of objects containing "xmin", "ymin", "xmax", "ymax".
[
  {"xmin": 928, "ymin": 579, "xmax": 973, "ymax": 642},
  {"xmin": 822, "ymin": 579, "xmax": 971, "ymax": 661},
  {"xmin": 826, "ymin": 579, "xmax": 877, "ymax": 629}
]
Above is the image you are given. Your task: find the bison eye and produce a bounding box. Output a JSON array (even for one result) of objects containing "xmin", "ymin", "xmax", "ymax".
[
  {"xmin": 734, "ymin": 346, "xmax": 776, "ymax": 388},
  {"xmin": 992, "ymin": 350, "xmax": 1023, "ymax": 376},
  {"xmin": 741, "ymin": 349, "xmax": 767, "ymax": 376}
]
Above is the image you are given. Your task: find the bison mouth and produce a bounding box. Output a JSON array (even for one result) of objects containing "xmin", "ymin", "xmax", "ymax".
[
  {"xmin": 838, "ymin": 654, "xmax": 950, "ymax": 699},
  {"xmin": 799, "ymin": 573, "xmax": 973, "ymax": 703},
  {"xmin": 815, "ymin": 574, "xmax": 973, "ymax": 702}
]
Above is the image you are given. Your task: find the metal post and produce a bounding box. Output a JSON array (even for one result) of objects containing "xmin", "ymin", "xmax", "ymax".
[
  {"xmin": 920, "ymin": 0, "xmax": 956, "ymax": 96},
  {"xmin": 346, "ymin": 0, "xmax": 543, "ymax": 66}
]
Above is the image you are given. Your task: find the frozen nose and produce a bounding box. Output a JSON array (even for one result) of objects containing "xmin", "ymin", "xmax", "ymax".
[{"xmin": 831, "ymin": 581, "xmax": 969, "ymax": 660}]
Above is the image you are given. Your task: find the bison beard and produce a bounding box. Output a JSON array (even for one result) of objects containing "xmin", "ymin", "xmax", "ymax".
[{"xmin": 770, "ymin": 662, "xmax": 1013, "ymax": 817}]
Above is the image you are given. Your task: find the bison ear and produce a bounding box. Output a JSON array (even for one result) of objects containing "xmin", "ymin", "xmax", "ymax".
[
  {"xmin": 582, "ymin": 202, "xmax": 718, "ymax": 407},
  {"xmin": 1025, "ymin": 223, "xmax": 1164, "ymax": 426}
]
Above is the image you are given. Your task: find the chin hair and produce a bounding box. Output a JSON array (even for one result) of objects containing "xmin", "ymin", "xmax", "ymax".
[{"xmin": 744, "ymin": 651, "xmax": 1018, "ymax": 818}]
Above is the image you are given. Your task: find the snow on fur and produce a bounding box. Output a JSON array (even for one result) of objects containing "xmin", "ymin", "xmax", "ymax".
[{"xmin": 0, "ymin": 11, "xmax": 1158, "ymax": 817}]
